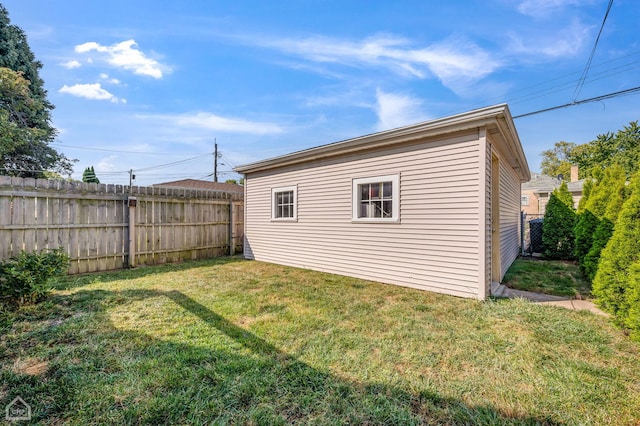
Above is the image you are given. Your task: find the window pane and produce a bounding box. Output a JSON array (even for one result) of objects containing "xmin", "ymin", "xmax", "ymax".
[
  {"xmin": 282, "ymin": 205, "xmax": 290, "ymax": 218},
  {"xmin": 370, "ymin": 184, "xmax": 380, "ymax": 199},
  {"xmin": 360, "ymin": 202, "xmax": 369, "ymax": 218},
  {"xmin": 360, "ymin": 184, "xmax": 369, "ymax": 201},
  {"xmin": 382, "ymin": 200, "xmax": 392, "ymax": 217},
  {"xmin": 372, "ymin": 201, "xmax": 381, "ymax": 217},
  {"xmin": 383, "ymin": 182, "xmax": 392, "ymax": 198}
]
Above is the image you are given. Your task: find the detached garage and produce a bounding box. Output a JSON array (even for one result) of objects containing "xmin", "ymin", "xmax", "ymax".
[{"xmin": 235, "ymin": 104, "xmax": 530, "ymax": 300}]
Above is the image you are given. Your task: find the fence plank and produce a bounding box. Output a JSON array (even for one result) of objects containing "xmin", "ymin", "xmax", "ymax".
[{"xmin": 0, "ymin": 191, "xmax": 12, "ymax": 258}]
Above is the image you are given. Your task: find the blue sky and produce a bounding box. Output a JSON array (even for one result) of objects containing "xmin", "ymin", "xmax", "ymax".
[{"xmin": 3, "ymin": 0, "xmax": 640, "ymax": 186}]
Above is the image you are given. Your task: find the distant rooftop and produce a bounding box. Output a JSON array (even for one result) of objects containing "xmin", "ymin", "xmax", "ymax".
[
  {"xmin": 153, "ymin": 179, "xmax": 244, "ymax": 193},
  {"xmin": 522, "ymin": 173, "xmax": 584, "ymax": 193}
]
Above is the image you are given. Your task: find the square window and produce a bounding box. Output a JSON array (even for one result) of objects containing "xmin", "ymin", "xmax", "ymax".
[
  {"xmin": 272, "ymin": 186, "xmax": 297, "ymax": 221},
  {"xmin": 352, "ymin": 174, "xmax": 400, "ymax": 222}
]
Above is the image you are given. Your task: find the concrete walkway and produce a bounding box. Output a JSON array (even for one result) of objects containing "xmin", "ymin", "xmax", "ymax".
[{"xmin": 491, "ymin": 282, "xmax": 608, "ymax": 316}]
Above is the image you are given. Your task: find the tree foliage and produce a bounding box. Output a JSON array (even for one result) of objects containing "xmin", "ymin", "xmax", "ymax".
[
  {"xmin": 540, "ymin": 141, "xmax": 575, "ymax": 180},
  {"xmin": 0, "ymin": 5, "xmax": 73, "ymax": 177},
  {"xmin": 541, "ymin": 122, "xmax": 640, "ymax": 181},
  {"xmin": 626, "ymin": 262, "xmax": 640, "ymax": 342},
  {"xmin": 574, "ymin": 209, "xmax": 599, "ymax": 272},
  {"xmin": 571, "ymin": 121, "xmax": 640, "ymax": 180},
  {"xmin": 542, "ymin": 183, "xmax": 576, "ymax": 260},
  {"xmin": 82, "ymin": 166, "xmax": 100, "ymax": 183},
  {"xmin": 592, "ymin": 172, "xmax": 640, "ymax": 337},
  {"xmin": 574, "ymin": 165, "xmax": 629, "ymax": 279}
]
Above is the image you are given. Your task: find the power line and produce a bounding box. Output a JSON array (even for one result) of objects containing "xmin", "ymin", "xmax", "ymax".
[
  {"xmin": 134, "ymin": 154, "xmax": 212, "ymax": 172},
  {"xmin": 56, "ymin": 143, "xmax": 209, "ymax": 156},
  {"xmin": 572, "ymin": 0, "xmax": 614, "ymax": 101},
  {"xmin": 513, "ymin": 85, "xmax": 640, "ymax": 119}
]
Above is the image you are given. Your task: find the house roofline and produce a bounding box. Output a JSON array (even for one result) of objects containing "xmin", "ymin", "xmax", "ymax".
[{"xmin": 235, "ymin": 103, "xmax": 530, "ymax": 182}]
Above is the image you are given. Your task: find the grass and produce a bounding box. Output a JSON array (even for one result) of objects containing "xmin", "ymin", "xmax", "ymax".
[
  {"xmin": 502, "ymin": 257, "xmax": 592, "ymax": 298},
  {"xmin": 1, "ymin": 257, "xmax": 639, "ymax": 424}
]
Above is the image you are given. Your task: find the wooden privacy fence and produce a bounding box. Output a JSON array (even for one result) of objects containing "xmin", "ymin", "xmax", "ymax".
[{"xmin": 0, "ymin": 176, "xmax": 244, "ymax": 274}]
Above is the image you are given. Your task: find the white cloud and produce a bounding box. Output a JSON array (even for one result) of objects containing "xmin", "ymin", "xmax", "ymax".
[
  {"xmin": 59, "ymin": 83, "xmax": 126, "ymax": 103},
  {"xmin": 138, "ymin": 112, "xmax": 283, "ymax": 135},
  {"xmin": 259, "ymin": 33, "xmax": 499, "ymax": 94},
  {"xmin": 99, "ymin": 73, "xmax": 121, "ymax": 85},
  {"xmin": 96, "ymin": 155, "xmax": 120, "ymax": 172},
  {"xmin": 62, "ymin": 60, "xmax": 82, "ymax": 69},
  {"xmin": 506, "ymin": 20, "xmax": 591, "ymax": 58},
  {"xmin": 74, "ymin": 39, "xmax": 168, "ymax": 79},
  {"xmin": 374, "ymin": 89, "xmax": 429, "ymax": 131},
  {"xmin": 516, "ymin": 0, "xmax": 588, "ymax": 17}
]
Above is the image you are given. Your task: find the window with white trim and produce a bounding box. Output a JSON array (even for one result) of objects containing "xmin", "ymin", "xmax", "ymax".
[
  {"xmin": 521, "ymin": 194, "xmax": 529, "ymax": 206},
  {"xmin": 352, "ymin": 174, "xmax": 400, "ymax": 222},
  {"xmin": 271, "ymin": 185, "xmax": 297, "ymax": 221}
]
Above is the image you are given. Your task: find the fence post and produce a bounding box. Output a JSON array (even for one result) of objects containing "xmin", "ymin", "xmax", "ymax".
[
  {"xmin": 520, "ymin": 211, "xmax": 526, "ymax": 256},
  {"xmin": 128, "ymin": 197, "xmax": 137, "ymax": 268},
  {"xmin": 229, "ymin": 200, "xmax": 235, "ymax": 256}
]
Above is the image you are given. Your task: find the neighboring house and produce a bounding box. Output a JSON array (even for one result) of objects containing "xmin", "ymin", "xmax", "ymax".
[
  {"xmin": 153, "ymin": 179, "xmax": 244, "ymax": 194},
  {"xmin": 521, "ymin": 166, "xmax": 584, "ymax": 215},
  {"xmin": 235, "ymin": 104, "xmax": 530, "ymax": 300}
]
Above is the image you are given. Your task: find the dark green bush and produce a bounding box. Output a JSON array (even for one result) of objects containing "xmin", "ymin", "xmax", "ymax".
[
  {"xmin": 583, "ymin": 218, "xmax": 614, "ymax": 281},
  {"xmin": 574, "ymin": 209, "xmax": 599, "ymax": 270},
  {"xmin": 0, "ymin": 248, "xmax": 70, "ymax": 307},
  {"xmin": 542, "ymin": 187, "xmax": 576, "ymax": 260},
  {"xmin": 592, "ymin": 173, "xmax": 640, "ymax": 330},
  {"xmin": 574, "ymin": 165, "xmax": 628, "ymax": 281}
]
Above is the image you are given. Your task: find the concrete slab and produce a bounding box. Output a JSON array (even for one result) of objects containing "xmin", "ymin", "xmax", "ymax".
[
  {"xmin": 493, "ymin": 285, "xmax": 608, "ymax": 316},
  {"xmin": 539, "ymin": 299, "xmax": 608, "ymax": 316}
]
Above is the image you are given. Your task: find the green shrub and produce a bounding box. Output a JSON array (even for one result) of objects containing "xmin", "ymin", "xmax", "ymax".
[
  {"xmin": 582, "ymin": 218, "xmax": 614, "ymax": 281},
  {"xmin": 0, "ymin": 248, "xmax": 70, "ymax": 307},
  {"xmin": 542, "ymin": 184, "xmax": 576, "ymax": 260},
  {"xmin": 626, "ymin": 262, "xmax": 640, "ymax": 342},
  {"xmin": 574, "ymin": 209, "xmax": 599, "ymax": 269},
  {"xmin": 577, "ymin": 179, "xmax": 594, "ymax": 212},
  {"xmin": 592, "ymin": 173, "xmax": 640, "ymax": 327},
  {"xmin": 575, "ymin": 165, "xmax": 628, "ymax": 281}
]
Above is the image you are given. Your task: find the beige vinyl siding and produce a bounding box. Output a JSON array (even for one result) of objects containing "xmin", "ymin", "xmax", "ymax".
[
  {"xmin": 498, "ymin": 155, "xmax": 521, "ymax": 279},
  {"xmin": 244, "ymin": 132, "xmax": 484, "ymax": 299},
  {"xmin": 484, "ymin": 142, "xmax": 493, "ymax": 294}
]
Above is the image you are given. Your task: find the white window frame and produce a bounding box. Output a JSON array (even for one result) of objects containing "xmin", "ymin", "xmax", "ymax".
[
  {"xmin": 271, "ymin": 185, "xmax": 297, "ymax": 221},
  {"xmin": 521, "ymin": 194, "xmax": 529, "ymax": 206},
  {"xmin": 352, "ymin": 174, "xmax": 400, "ymax": 223}
]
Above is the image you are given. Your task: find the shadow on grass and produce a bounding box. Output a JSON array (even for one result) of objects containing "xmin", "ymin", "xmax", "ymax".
[
  {"xmin": 54, "ymin": 255, "xmax": 246, "ymax": 290},
  {"xmin": 1, "ymin": 287, "xmax": 564, "ymax": 425}
]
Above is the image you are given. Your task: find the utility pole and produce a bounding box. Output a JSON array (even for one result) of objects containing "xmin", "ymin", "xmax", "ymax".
[
  {"xmin": 213, "ymin": 140, "xmax": 218, "ymax": 182},
  {"xmin": 129, "ymin": 169, "xmax": 135, "ymax": 188}
]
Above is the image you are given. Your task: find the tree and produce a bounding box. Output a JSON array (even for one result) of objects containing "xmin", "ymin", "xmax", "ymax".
[
  {"xmin": 0, "ymin": 5, "xmax": 73, "ymax": 177},
  {"xmin": 82, "ymin": 166, "xmax": 99, "ymax": 183},
  {"xmin": 626, "ymin": 261, "xmax": 640, "ymax": 342},
  {"xmin": 578, "ymin": 165, "xmax": 628, "ymax": 280},
  {"xmin": 570, "ymin": 121, "xmax": 640, "ymax": 179},
  {"xmin": 592, "ymin": 172, "xmax": 640, "ymax": 332},
  {"xmin": 540, "ymin": 141, "xmax": 575, "ymax": 180},
  {"xmin": 225, "ymin": 179, "xmax": 237, "ymax": 184},
  {"xmin": 542, "ymin": 182, "xmax": 576, "ymax": 260},
  {"xmin": 574, "ymin": 209, "xmax": 599, "ymax": 272}
]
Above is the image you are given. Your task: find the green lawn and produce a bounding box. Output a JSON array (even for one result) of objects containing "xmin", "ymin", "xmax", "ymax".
[
  {"xmin": 1, "ymin": 257, "xmax": 639, "ymax": 424},
  {"xmin": 502, "ymin": 258, "xmax": 592, "ymax": 298}
]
